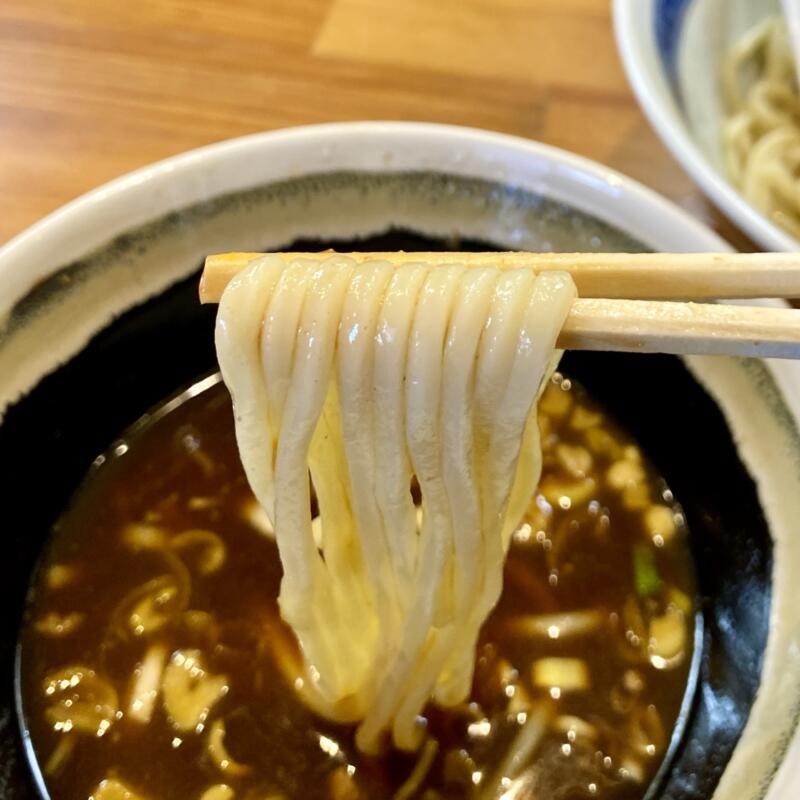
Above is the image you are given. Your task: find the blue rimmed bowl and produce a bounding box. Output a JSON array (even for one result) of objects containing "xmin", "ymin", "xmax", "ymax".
[{"xmin": 614, "ymin": 0, "xmax": 798, "ymax": 251}]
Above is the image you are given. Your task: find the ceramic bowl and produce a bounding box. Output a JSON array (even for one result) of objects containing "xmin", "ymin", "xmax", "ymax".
[
  {"xmin": 613, "ymin": 0, "xmax": 799, "ymax": 251},
  {"xmin": 1, "ymin": 122, "xmax": 799, "ymax": 799}
]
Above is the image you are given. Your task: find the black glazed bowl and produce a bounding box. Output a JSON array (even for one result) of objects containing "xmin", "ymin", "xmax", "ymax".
[{"xmin": 2, "ymin": 123, "xmax": 799, "ymax": 799}]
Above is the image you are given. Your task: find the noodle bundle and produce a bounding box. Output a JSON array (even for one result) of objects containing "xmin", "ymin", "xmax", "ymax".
[
  {"xmin": 722, "ymin": 17, "xmax": 800, "ymax": 237},
  {"xmin": 215, "ymin": 254, "xmax": 575, "ymax": 752}
]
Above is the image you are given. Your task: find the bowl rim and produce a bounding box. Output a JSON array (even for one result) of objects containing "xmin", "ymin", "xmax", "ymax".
[
  {"xmin": 612, "ymin": 0, "xmax": 800, "ymax": 253},
  {"xmin": 0, "ymin": 120, "xmax": 731, "ymax": 319}
]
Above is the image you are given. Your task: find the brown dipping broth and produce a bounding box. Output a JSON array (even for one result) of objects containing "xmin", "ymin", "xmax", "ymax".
[{"xmin": 18, "ymin": 374, "xmax": 697, "ymax": 800}]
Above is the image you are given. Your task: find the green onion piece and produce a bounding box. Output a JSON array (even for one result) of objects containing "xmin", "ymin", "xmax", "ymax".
[{"xmin": 633, "ymin": 544, "xmax": 661, "ymax": 597}]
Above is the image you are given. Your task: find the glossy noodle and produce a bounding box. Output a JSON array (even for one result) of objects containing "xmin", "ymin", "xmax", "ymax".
[
  {"xmin": 722, "ymin": 16, "xmax": 800, "ymax": 237},
  {"xmin": 215, "ymin": 254, "xmax": 576, "ymax": 752}
]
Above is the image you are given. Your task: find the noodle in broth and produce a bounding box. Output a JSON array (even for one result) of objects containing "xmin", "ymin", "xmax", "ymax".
[
  {"xmin": 20, "ymin": 253, "xmax": 697, "ymax": 799},
  {"xmin": 215, "ymin": 255, "xmax": 575, "ymax": 751},
  {"xmin": 20, "ymin": 375, "xmax": 696, "ymax": 799}
]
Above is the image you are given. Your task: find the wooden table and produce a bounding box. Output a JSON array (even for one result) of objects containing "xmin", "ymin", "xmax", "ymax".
[{"xmin": 0, "ymin": 0, "xmax": 753, "ymax": 248}]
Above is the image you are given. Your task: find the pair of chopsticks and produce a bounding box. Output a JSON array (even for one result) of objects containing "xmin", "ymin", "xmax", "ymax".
[{"xmin": 199, "ymin": 252, "xmax": 800, "ymax": 359}]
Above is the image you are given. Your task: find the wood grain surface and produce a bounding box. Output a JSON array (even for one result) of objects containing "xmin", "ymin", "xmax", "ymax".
[{"xmin": 0, "ymin": 0, "xmax": 754, "ymax": 248}]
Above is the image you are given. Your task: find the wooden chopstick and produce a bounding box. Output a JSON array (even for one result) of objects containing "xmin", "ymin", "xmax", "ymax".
[
  {"xmin": 199, "ymin": 251, "xmax": 800, "ymax": 302},
  {"xmin": 561, "ymin": 299, "xmax": 800, "ymax": 358},
  {"xmin": 199, "ymin": 251, "xmax": 800, "ymax": 360}
]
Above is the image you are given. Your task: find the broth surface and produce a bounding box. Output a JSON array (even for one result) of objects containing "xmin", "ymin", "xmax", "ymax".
[{"xmin": 19, "ymin": 375, "xmax": 696, "ymax": 800}]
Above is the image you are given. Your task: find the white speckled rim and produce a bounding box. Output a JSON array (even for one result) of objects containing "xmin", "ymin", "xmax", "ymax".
[
  {"xmin": 2, "ymin": 121, "xmax": 800, "ymax": 798},
  {"xmin": 612, "ymin": 0, "xmax": 800, "ymax": 253},
  {"xmin": 0, "ymin": 121, "xmax": 733, "ymax": 319}
]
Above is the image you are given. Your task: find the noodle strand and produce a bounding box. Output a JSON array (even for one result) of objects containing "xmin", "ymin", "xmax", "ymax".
[
  {"xmin": 215, "ymin": 256, "xmax": 576, "ymax": 750},
  {"xmin": 722, "ymin": 16, "xmax": 800, "ymax": 237}
]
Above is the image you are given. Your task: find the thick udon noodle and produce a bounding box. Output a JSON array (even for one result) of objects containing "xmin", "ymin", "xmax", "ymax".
[
  {"xmin": 215, "ymin": 254, "xmax": 575, "ymax": 752},
  {"xmin": 722, "ymin": 16, "xmax": 800, "ymax": 237}
]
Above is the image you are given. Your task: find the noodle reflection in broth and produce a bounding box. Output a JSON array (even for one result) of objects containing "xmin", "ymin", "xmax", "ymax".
[
  {"xmin": 215, "ymin": 255, "xmax": 575, "ymax": 751},
  {"xmin": 722, "ymin": 16, "xmax": 800, "ymax": 237}
]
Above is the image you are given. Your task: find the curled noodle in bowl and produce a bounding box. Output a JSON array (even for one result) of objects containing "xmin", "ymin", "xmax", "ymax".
[{"xmin": 721, "ymin": 15, "xmax": 800, "ymax": 238}]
